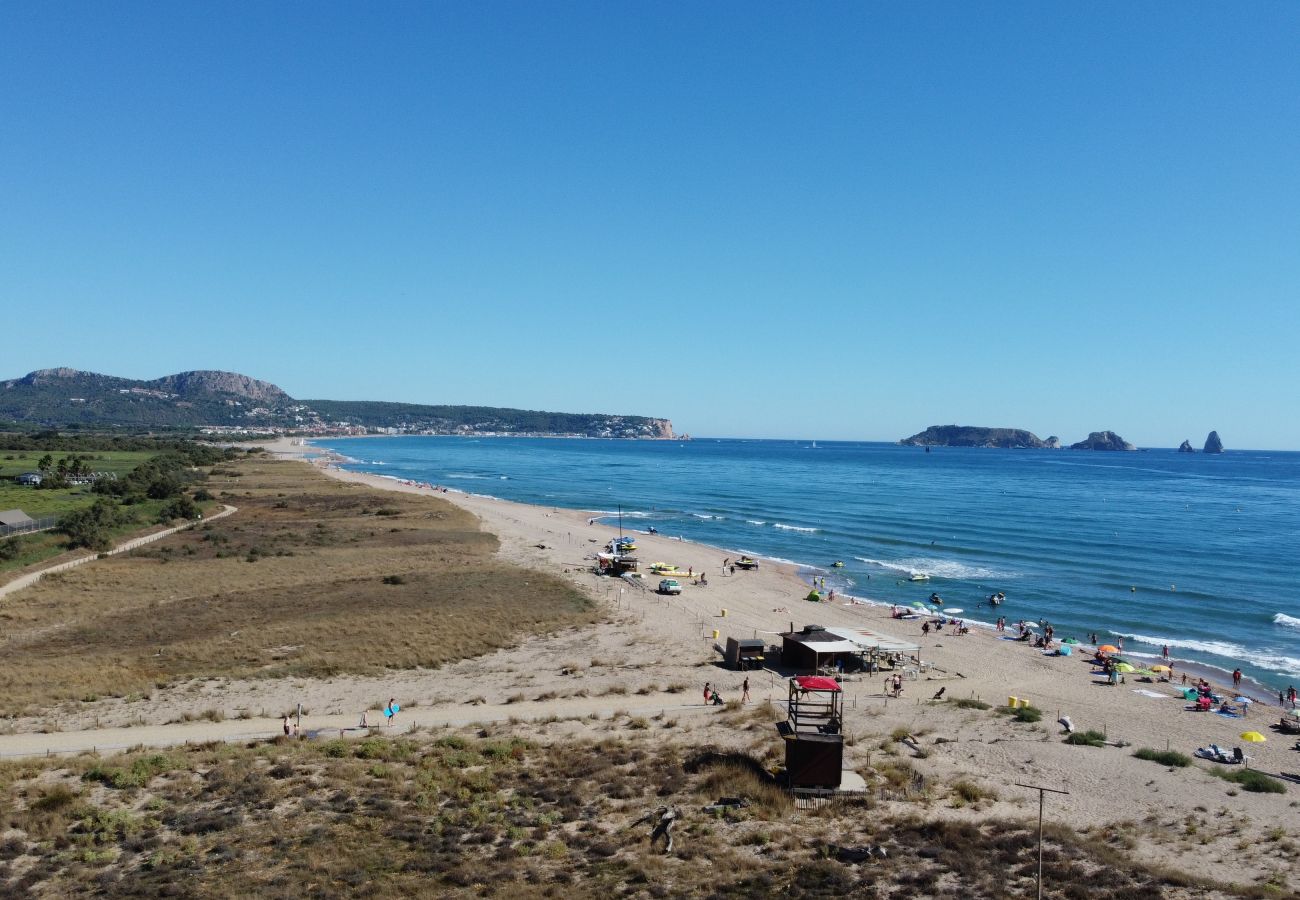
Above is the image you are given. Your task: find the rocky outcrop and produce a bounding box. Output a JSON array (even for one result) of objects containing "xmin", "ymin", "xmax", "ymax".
[
  {"xmin": 900, "ymin": 426, "xmax": 1052, "ymax": 449},
  {"xmin": 150, "ymin": 371, "xmax": 291, "ymax": 404},
  {"xmin": 1069, "ymin": 431, "xmax": 1136, "ymax": 451},
  {"xmin": 1178, "ymin": 440, "xmax": 1195, "ymax": 453},
  {"xmin": 1203, "ymin": 431, "xmax": 1224, "ymax": 454},
  {"xmin": 1045, "ymin": 436, "xmax": 1061, "ymax": 449}
]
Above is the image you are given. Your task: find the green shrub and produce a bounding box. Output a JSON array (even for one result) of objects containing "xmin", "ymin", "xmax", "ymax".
[
  {"xmin": 1064, "ymin": 730, "xmax": 1107, "ymax": 747},
  {"xmin": 1210, "ymin": 767, "xmax": 1286, "ymax": 794},
  {"xmin": 83, "ymin": 753, "xmax": 175, "ymax": 789},
  {"xmin": 951, "ymin": 697, "xmax": 990, "ymax": 710},
  {"xmin": 1133, "ymin": 748, "xmax": 1191, "ymax": 767},
  {"xmin": 1007, "ymin": 705, "xmax": 1042, "ymax": 723}
]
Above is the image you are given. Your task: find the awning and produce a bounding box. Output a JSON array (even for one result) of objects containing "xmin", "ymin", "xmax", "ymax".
[
  {"xmin": 794, "ymin": 675, "xmax": 842, "ymax": 692},
  {"xmin": 825, "ymin": 626, "xmax": 921, "ymax": 654}
]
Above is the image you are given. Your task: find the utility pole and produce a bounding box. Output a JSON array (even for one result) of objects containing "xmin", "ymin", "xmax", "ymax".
[{"xmin": 1015, "ymin": 782, "xmax": 1069, "ymax": 900}]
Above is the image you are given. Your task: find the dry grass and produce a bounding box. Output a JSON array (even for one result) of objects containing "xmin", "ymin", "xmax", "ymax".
[
  {"xmin": 0, "ymin": 460, "xmax": 601, "ymax": 715},
  {"xmin": 0, "ymin": 730, "xmax": 1267, "ymax": 900}
]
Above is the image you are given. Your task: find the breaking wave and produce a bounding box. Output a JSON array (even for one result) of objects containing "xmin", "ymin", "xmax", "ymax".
[
  {"xmin": 773, "ymin": 523, "xmax": 818, "ymax": 533},
  {"xmin": 854, "ymin": 556, "xmax": 1017, "ymax": 581},
  {"xmin": 1115, "ymin": 631, "xmax": 1300, "ymax": 678},
  {"xmin": 1273, "ymin": 613, "xmax": 1300, "ymax": 631}
]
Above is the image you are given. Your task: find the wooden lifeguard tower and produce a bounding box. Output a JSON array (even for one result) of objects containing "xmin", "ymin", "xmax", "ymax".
[{"xmin": 778, "ymin": 675, "xmax": 844, "ymax": 789}]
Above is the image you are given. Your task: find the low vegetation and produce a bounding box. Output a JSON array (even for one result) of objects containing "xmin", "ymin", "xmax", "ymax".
[
  {"xmin": 0, "ymin": 730, "xmax": 1260, "ymax": 899},
  {"xmin": 1063, "ymin": 730, "xmax": 1108, "ymax": 747},
  {"xmin": 950, "ymin": 696, "xmax": 992, "ymax": 710},
  {"xmin": 1133, "ymin": 748, "xmax": 1192, "ymax": 767},
  {"xmin": 1209, "ymin": 767, "xmax": 1287, "ymax": 794},
  {"xmin": 0, "ymin": 460, "xmax": 601, "ymax": 714}
]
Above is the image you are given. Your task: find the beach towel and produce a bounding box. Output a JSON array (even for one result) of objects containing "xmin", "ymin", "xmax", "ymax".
[{"xmin": 1132, "ymin": 689, "xmax": 1170, "ymax": 699}]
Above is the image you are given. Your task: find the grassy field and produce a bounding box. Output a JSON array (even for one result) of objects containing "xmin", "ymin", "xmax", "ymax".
[
  {"xmin": 0, "ymin": 725, "xmax": 1267, "ymax": 899},
  {"xmin": 0, "ymin": 450, "xmax": 155, "ymax": 520},
  {"xmin": 0, "ymin": 459, "xmax": 601, "ymax": 715}
]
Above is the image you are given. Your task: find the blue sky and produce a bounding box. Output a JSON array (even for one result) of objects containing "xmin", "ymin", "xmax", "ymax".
[{"xmin": 3, "ymin": 4, "xmax": 1298, "ymax": 447}]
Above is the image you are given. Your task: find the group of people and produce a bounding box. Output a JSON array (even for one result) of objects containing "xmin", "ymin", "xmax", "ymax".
[{"xmin": 703, "ymin": 679, "xmax": 751, "ymax": 706}]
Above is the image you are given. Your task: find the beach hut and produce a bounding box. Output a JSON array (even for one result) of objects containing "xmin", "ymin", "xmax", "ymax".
[
  {"xmin": 724, "ymin": 637, "xmax": 766, "ymax": 670},
  {"xmin": 780, "ymin": 625, "xmax": 860, "ymax": 673}
]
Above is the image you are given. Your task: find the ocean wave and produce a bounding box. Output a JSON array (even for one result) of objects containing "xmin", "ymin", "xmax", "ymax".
[
  {"xmin": 854, "ymin": 556, "xmax": 1016, "ymax": 581},
  {"xmin": 746, "ymin": 519, "xmax": 767, "ymax": 526},
  {"xmin": 1115, "ymin": 631, "xmax": 1300, "ymax": 678},
  {"xmin": 773, "ymin": 523, "xmax": 818, "ymax": 533},
  {"xmin": 692, "ymin": 513, "xmax": 726, "ymax": 520},
  {"xmin": 1273, "ymin": 613, "xmax": 1300, "ymax": 631},
  {"xmin": 446, "ymin": 472, "xmax": 490, "ymax": 479},
  {"xmin": 586, "ymin": 510, "xmax": 652, "ymax": 518}
]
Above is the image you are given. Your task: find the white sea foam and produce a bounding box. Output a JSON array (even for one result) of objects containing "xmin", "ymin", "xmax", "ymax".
[
  {"xmin": 854, "ymin": 556, "xmax": 1015, "ymax": 581},
  {"xmin": 773, "ymin": 523, "xmax": 818, "ymax": 533},
  {"xmin": 1273, "ymin": 613, "xmax": 1300, "ymax": 631},
  {"xmin": 446, "ymin": 472, "xmax": 490, "ymax": 479},
  {"xmin": 1115, "ymin": 631, "xmax": 1300, "ymax": 679},
  {"xmin": 746, "ymin": 519, "xmax": 767, "ymax": 526},
  {"xmin": 586, "ymin": 510, "xmax": 652, "ymax": 518},
  {"xmin": 692, "ymin": 513, "xmax": 725, "ymax": 520}
]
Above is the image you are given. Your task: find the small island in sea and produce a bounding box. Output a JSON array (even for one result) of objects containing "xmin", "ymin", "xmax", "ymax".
[{"xmin": 901, "ymin": 425, "xmax": 1140, "ymax": 450}]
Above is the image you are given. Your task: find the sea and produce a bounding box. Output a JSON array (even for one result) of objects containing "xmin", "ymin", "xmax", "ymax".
[{"xmin": 311, "ymin": 436, "xmax": 1300, "ymax": 693}]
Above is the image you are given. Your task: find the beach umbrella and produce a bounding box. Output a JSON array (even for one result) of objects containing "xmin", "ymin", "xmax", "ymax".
[
  {"xmin": 1098, "ymin": 644, "xmax": 1119, "ymax": 653},
  {"xmin": 911, "ymin": 601, "xmax": 928, "ymax": 609},
  {"xmin": 1150, "ymin": 664, "xmax": 1171, "ymax": 673},
  {"xmin": 1240, "ymin": 732, "xmax": 1266, "ymax": 743},
  {"xmin": 1062, "ymin": 637, "xmax": 1079, "ymax": 644},
  {"xmin": 1114, "ymin": 662, "xmax": 1136, "ymax": 673}
]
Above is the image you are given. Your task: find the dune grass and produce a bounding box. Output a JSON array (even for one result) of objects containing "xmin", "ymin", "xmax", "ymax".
[
  {"xmin": 0, "ymin": 460, "xmax": 601, "ymax": 715},
  {"xmin": 0, "ymin": 730, "xmax": 1256, "ymax": 899},
  {"xmin": 1133, "ymin": 747, "xmax": 1191, "ymax": 767},
  {"xmin": 1209, "ymin": 767, "xmax": 1286, "ymax": 794}
]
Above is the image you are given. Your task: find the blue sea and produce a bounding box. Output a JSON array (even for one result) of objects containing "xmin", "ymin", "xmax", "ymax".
[{"xmin": 313, "ymin": 436, "xmax": 1300, "ymax": 692}]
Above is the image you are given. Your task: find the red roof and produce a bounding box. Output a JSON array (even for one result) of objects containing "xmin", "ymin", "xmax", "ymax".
[{"xmin": 794, "ymin": 675, "xmax": 842, "ymax": 693}]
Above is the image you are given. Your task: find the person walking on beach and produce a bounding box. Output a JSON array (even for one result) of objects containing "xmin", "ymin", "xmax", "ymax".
[
  {"xmin": 891, "ymin": 673, "xmax": 904, "ymax": 698},
  {"xmin": 283, "ymin": 716, "xmax": 292, "ymax": 736},
  {"xmin": 922, "ymin": 621, "xmax": 931, "ymax": 637},
  {"xmin": 742, "ymin": 677, "xmax": 750, "ymax": 704},
  {"xmin": 1162, "ymin": 645, "xmax": 1170, "ymax": 660},
  {"xmin": 1288, "ymin": 685, "xmax": 1297, "ymax": 709},
  {"xmin": 1232, "ymin": 668, "xmax": 1242, "ymax": 689},
  {"xmin": 385, "ymin": 698, "xmax": 398, "ymax": 726},
  {"xmin": 703, "ymin": 682, "xmax": 712, "ymax": 705}
]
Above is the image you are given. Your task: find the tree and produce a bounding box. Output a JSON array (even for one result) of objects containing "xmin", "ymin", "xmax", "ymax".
[
  {"xmin": 37, "ymin": 453, "xmax": 53, "ymax": 471},
  {"xmin": 57, "ymin": 498, "xmax": 126, "ymax": 551},
  {"xmin": 158, "ymin": 495, "xmax": 198, "ymax": 522}
]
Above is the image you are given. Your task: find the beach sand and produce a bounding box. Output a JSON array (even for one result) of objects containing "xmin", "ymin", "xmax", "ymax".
[{"xmin": 3, "ymin": 437, "xmax": 1294, "ymax": 890}]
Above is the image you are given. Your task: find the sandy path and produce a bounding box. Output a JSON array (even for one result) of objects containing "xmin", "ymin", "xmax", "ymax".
[{"xmin": 0, "ymin": 504, "xmax": 238, "ymax": 600}]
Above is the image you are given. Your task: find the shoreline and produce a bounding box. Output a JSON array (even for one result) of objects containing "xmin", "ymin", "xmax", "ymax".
[{"xmin": 283, "ymin": 436, "xmax": 1293, "ymax": 705}]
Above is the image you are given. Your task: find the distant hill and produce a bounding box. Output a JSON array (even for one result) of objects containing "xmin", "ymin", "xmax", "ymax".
[
  {"xmin": 0, "ymin": 368, "xmax": 674, "ymax": 438},
  {"xmin": 900, "ymin": 425, "xmax": 1058, "ymax": 449}
]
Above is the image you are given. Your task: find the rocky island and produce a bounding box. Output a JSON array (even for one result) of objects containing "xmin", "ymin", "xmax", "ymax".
[
  {"xmin": 1069, "ymin": 431, "xmax": 1137, "ymax": 451},
  {"xmin": 1204, "ymin": 430, "xmax": 1224, "ymax": 453},
  {"xmin": 1178, "ymin": 440, "xmax": 1195, "ymax": 453},
  {"xmin": 902, "ymin": 425, "xmax": 1138, "ymax": 450},
  {"xmin": 900, "ymin": 426, "xmax": 1054, "ymax": 449}
]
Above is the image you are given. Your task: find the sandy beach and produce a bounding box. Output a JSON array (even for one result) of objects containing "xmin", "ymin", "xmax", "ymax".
[{"xmin": 2, "ymin": 437, "xmax": 1295, "ymax": 891}]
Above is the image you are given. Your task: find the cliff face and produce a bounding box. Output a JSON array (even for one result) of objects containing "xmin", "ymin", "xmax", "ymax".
[
  {"xmin": 150, "ymin": 371, "xmax": 291, "ymax": 404},
  {"xmin": 1203, "ymin": 431, "xmax": 1224, "ymax": 453},
  {"xmin": 900, "ymin": 426, "xmax": 1051, "ymax": 449},
  {"xmin": 1069, "ymin": 431, "xmax": 1136, "ymax": 451},
  {"xmin": 1178, "ymin": 440, "xmax": 1195, "ymax": 453}
]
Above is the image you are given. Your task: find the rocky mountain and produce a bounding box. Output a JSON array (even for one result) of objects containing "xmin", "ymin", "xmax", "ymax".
[
  {"xmin": 1069, "ymin": 431, "xmax": 1136, "ymax": 451},
  {"xmin": 900, "ymin": 426, "xmax": 1053, "ymax": 449},
  {"xmin": 1178, "ymin": 440, "xmax": 1195, "ymax": 453},
  {"xmin": 0, "ymin": 368, "xmax": 674, "ymax": 438},
  {"xmin": 1203, "ymin": 431, "xmax": 1224, "ymax": 453}
]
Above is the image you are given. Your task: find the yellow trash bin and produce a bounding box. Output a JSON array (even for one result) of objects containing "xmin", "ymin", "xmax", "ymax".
[
  {"xmin": 1007, "ymin": 696, "xmax": 1019, "ymax": 708},
  {"xmin": 721, "ymin": 608, "xmax": 728, "ymax": 617},
  {"xmin": 712, "ymin": 629, "xmax": 719, "ymax": 640},
  {"xmin": 1018, "ymin": 697, "xmax": 1031, "ymax": 709}
]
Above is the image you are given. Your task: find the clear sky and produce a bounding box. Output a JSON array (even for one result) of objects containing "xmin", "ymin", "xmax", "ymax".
[{"xmin": 3, "ymin": 4, "xmax": 1298, "ymax": 448}]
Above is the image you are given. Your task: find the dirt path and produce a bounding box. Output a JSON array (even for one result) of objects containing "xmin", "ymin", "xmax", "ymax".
[
  {"xmin": 0, "ymin": 504, "xmax": 237, "ymax": 600},
  {"xmin": 0, "ymin": 695, "xmax": 718, "ymax": 760}
]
